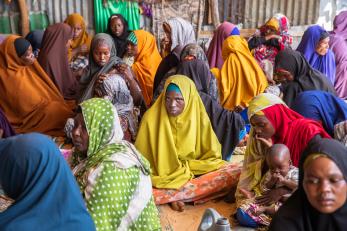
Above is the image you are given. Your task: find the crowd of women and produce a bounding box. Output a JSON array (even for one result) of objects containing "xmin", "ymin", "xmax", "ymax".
[{"xmin": 0, "ymin": 10, "xmax": 347, "ymax": 231}]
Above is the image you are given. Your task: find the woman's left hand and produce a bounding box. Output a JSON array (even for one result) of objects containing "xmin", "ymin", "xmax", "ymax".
[{"xmin": 255, "ymin": 187, "xmax": 290, "ymax": 205}]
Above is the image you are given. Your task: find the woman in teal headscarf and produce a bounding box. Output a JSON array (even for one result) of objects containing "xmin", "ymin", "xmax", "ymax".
[{"xmin": 71, "ymin": 98, "xmax": 161, "ymax": 231}]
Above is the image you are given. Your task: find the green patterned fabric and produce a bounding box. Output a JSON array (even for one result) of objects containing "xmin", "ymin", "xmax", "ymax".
[
  {"xmin": 74, "ymin": 98, "xmax": 161, "ymax": 231},
  {"xmin": 127, "ymin": 31, "xmax": 138, "ymax": 45},
  {"xmin": 94, "ymin": 0, "xmax": 140, "ymax": 33}
]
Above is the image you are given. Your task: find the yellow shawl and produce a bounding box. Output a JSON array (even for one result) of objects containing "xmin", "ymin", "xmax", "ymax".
[
  {"xmin": 65, "ymin": 13, "xmax": 92, "ymax": 61},
  {"xmin": 132, "ymin": 30, "xmax": 162, "ymax": 106},
  {"xmin": 215, "ymin": 36, "xmax": 268, "ymax": 110},
  {"xmin": 135, "ymin": 75, "xmax": 225, "ymax": 189}
]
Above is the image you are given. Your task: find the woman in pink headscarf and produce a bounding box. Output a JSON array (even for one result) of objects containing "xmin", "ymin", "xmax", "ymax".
[
  {"xmin": 207, "ymin": 21, "xmax": 239, "ymax": 69},
  {"xmin": 329, "ymin": 11, "xmax": 347, "ymax": 99}
]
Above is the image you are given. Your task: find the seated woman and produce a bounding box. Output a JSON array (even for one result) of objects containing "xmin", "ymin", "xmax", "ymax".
[
  {"xmin": 269, "ymin": 138, "xmax": 347, "ymax": 231},
  {"xmin": 248, "ymin": 13, "xmax": 292, "ymax": 81},
  {"xmin": 0, "ymin": 108, "xmax": 15, "ymax": 138},
  {"xmin": 38, "ymin": 23, "xmax": 78, "ymax": 100},
  {"xmin": 274, "ymin": 49, "xmax": 336, "ymax": 107},
  {"xmin": 25, "ymin": 30, "xmax": 44, "ymax": 58},
  {"xmin": 207, "ymin": 21, "xmax": 239, "ymax": 69},
  {"xmin": 213, "ymin": 35, "xmax": 268, "ymax": 111},
  {"xmin": 78, "ymin": 33, "xmax": 141, "ymax": 141},
  {"xmin": 65, "ymin": 13, "xmax": 92, "ymax": 74},
  {"xmin": 0, "ymin": 36, "xmax": 73, "ymax": 136},
  {"xmin": 160, "ymin": 17, "xmax": 196, "ymax": 58},
  {"xmin": 176, "ymin": 59, "xmax": 245, "ymax": 160},
  {"xmin": 126, "ymin": 30, "xmax": 162, "ymax": 106},
  {"xmin": 71, "ymin": 98, "xmax": 161, "ymax": 230},
  {"xmin": 297, "ymin": 25, "xmax": 336, "ymax": 85},
  {"xmin": 329, "ymin": 11, "xmax": 347, "ymax": 99},
  {"xmin": 0, "ymin": 133, "xmax": 95, "ymax": 230},
  {"xmin": 106, "ymin": 14, "xmax": 131, "ymax": 58},
  {"xmin": 236, "ymin": 93, "xmax": 330, "ymax": 225},
  {"xmin": 135, "ymin": 75, "xmax": 242, "ymax": 211},
  {"xmin": 291, "ymin": 90, "xmax": 347, "ymax": 137}
]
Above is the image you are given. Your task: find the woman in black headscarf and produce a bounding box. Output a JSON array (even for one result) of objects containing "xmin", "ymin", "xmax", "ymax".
[
  {"xmin": 269, "ymin": 138, "xmax": 347, "ymax": 231},
  {"xmin": 176, "ymin": 59, "xmax": 246, "ymax": 160},
  {"xmin": 106, "ymin": 14, "xmax": 131, "ymax": 58},
  {"xmin": 274, "ymin": 49, "xmax": 336, "ymax": 107},
  {"xmin": 25, "ymin": 30, "xmax": 44, "ymax": 57}
]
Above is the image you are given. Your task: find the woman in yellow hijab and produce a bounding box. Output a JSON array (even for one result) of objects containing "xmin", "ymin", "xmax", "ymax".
[
  {"xmin": 65, "ymin": 13, "xmax": 92, "ymax": 67},
  {"xmin": 126, "ymin": 30, "xmax": 162, "ymax": 106},
  {"xmin": 135, "ymin": 75, "xmax": 241, "ymax": 211},
  {"xmin": 213, "ymin": 35, "xmax": 268, "ymax": 111}
]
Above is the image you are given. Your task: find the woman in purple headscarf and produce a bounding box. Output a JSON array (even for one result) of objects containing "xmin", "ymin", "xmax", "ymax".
[
  {"xmin": 329, "ymin": 11, "xmax": 347, "ymax": 99},
  {"xmin": 0, "ymin": 108, "xmax": 15, "ymax": 138},
  {"xmin": 297, "ymin": 25, "xmax": 336, "ymax": 85},
  {"xmin": 207, "ymin": 21, "xmax": 239, "ymax": 69}
]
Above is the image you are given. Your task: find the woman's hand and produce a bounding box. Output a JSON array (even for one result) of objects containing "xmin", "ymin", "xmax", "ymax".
[
  {"xmin": 255, "ymin": 187, "xmax": 291, "ymax": 205},
  {"xmin": 255, "ymin": 134, "xmax": 273, "ymax": 148},
  {"xmin": 79, "ymin": 44, "xmax": 88, "ymax": 54},
  {"xmin": 97, "ymin": 73, "xmax": 108, "ymax": 84}
]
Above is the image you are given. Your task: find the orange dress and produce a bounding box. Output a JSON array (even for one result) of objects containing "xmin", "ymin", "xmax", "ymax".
[{"xmin": 0, "ymin": 35, "xmax": 73, "ymax": 136}]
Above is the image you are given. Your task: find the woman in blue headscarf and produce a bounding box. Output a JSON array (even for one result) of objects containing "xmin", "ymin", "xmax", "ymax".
[
  {"xmin": 291, "ymin": 90, "xmax": 347, "ymax": 137},
  {"xmin": 296, "ymin": 25, "xmax": 336, "ymax": 85},
  {"xmin": 0, "ymin": 133, "xmax": 96, "ymax": 231}
]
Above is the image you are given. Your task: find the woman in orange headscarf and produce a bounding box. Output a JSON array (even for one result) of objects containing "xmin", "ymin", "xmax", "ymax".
[
  {"xmin": 212, "ymin": 35, "xmax": 268, "ymax": 111},
  {"xmin": 0, "ymin": 35, "xmax": 73, "ymax": 136},
  {"xmin": 126, "ymin": 30, "xmax": 162, "ymax": 106},
  {"xmin": 65, "ymin": 13, "xmax": 92, "ymax": 62}
]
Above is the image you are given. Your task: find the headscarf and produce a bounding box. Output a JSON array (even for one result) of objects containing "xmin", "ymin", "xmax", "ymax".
[
  {"xmin": 207, "ymin": 21, "xmax": 238, "ymax": 69},
  {"xmin": 38, "ymin": 23, "xmax": 77, "ymax": 99},
  {"xmin": 25, "ymin": 30, "xmax": 44, "ymax": 57},
  {"xmin": 291, "ymin": 90, "xmax": 347, "ymax": 136},
  {"xmin": 106, "ymin": 14, "xmax": 131, "ymax": 58},
  {"xmin": 0, "ymin": 133, "xmax": 96, "ymax": 231},
  {"xmin": 164, "ymin": 17, "xmax": 196, "ymax": 51},
  {"xmin": 176, "ymin": 59, "xmax": 245, "ymax": 160},
  {"xmin": 13, "ymin": 38, "xmax": 30, "ymax": 57},
  {"xmin": 270, "ymin": 138, "xmax": 347, "ymax": 231},
  {"xmin": 249, "ymin": 93, "xmax": 330, "ymax": 167},
  {"xmin": 0, "ymin": 108, "xmax": 15, "ymax": 138},
  {"xmin": 180, "ymin": 43, "xmax": 208, "ymax": 62},
  {"xmin": 0, "ymin": 35, "xmax": 73, "ymax": 136},
  {"xmin": 216, "ymin": 35, "xmax": 268, "ymax": 110},
  {"xmin": 329, "ymin": 11, "xmax": 347, "ymax": 99},
  {"xmin": 297, "ymin": 25, "xmax": 336, "ymax": 84},
  {"xmin": 275, "ymin": 49, "xmax": 336, "ymax": 107},
  {"xmin": 65, "ymin": 13, "xmax": 92, "ymax": 60},
  {"xmin": 78, "ymin": 33, "xmax": 122, "ymax": 102},
  {"xmin": 153, "ymin": 45, "xmax": 184, "ymax": 93},
  {"xmin": 131, "ymin": 30, "xmax": 162, "ymax": 106},
  {"xmin": 135, "ymin": 75, "xmax": 226, "ymax": 189}
]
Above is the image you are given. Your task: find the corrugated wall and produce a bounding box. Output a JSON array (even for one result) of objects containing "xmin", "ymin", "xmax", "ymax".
[
  {"xmin": 0, "ymin": 0, "xmax": 94, "ymax": 33},
  {"xmin": 219, "ymin": 0, "xmax": 320, "ymax": 28}
]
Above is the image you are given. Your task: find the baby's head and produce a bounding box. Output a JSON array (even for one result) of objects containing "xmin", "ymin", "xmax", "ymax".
[{"xmin": 266, "ymin": 144, "xmax": 291, "ymax": 177}]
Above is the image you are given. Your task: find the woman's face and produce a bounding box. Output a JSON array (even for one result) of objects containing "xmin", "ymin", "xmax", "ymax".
[
  {"xmin": 250, "ymin": 114, "xmax": 276, "ymax": 139},
  {"xmin": 165, "ymin": 90, "xmax": 185, "ymax": 117},
  {"xmin": 71, "ymin": 113, "xmax": 89, "ymax": 154},
  {"xmin": 110, "ymin": 17, "xmax": 124, "ymax": 37},
  {"xmin": 316, "ymin": 37, "xmax": 330, "ymax": 56},
  {"xmin": 72, "ymin": 23, "xmax": 83, "ymax": 40},
  {"xmin": 20, "ymin": 45, "xmax": 35, "ymax": 66},
  {"xmin": 273, "ymin": 68, "xmax": 294, "ymax": 83},
  {"xmin": 303, "ymin": 156, "xmax": 347, "ymax": 214},
  {"xmin": 93, "ymin": 43, "xmax": 111, "ymax": 66},
  {"xmin": 126, "ymin": 42, "xmax": 138, "ymax": 57}
]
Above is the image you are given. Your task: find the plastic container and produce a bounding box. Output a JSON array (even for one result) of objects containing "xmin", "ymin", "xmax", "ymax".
[{"xmin": 198, "ymin": 208, "xmax": 231, "ymax": 231}]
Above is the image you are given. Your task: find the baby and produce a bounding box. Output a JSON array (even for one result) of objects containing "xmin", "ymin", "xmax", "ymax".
[{"xmin": 238, "ymin": 144, "xmax": 298, "ymax": 226}]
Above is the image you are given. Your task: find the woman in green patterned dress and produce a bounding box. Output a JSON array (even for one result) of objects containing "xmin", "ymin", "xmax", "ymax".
[{"xmin": 71, "ymin": 98, "xmax": 161, "ymax": 231}]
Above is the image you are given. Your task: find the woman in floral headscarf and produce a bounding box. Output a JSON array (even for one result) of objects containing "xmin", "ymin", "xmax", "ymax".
[
  {"xmin": 71, "ymin": 98, "xmax": 161, "ymax": 230},
  {"xmin": 248, "ymin": 14, "xmax": 292, "ymax": 81}
]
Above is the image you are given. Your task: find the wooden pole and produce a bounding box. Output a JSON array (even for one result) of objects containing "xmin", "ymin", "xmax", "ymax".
[
  {"xmin": 17, "ymin": 0, "xmax": 30, "ymax": 36},
  {"xmin": 210, "ymin": 0, "xmax": 220, "ymax": 28}
]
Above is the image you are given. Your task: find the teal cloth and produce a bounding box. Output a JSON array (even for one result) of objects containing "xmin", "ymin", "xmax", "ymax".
[
  {"xmin": 166, "ymin": 83, "xmax": 182, "ymax": 94},
  {"xmin": 94, "ymin": 0, "xmax": 140, "ymax": 33}
]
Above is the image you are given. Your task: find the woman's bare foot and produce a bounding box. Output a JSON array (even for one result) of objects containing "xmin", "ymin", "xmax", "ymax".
[
  {"xmin": 170, "ymin": 201, "xmax": 185, "ymax": 212},
  {"xmin": 239, "ymin": 188, "xmax": 255, "ymax": 199}
]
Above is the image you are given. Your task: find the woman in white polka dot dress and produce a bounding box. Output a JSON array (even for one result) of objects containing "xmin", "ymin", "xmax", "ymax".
[{"xmin": 71, "ymin": 98, "xmax": 161, "ymax": 231}]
